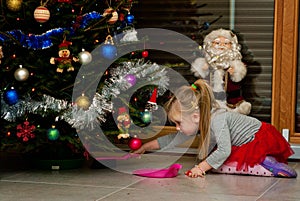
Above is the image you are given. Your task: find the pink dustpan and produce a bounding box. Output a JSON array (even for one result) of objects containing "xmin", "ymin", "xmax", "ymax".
[{"xmin": 132, "ymin": 163, "xmax": 183, "ymax": 178}]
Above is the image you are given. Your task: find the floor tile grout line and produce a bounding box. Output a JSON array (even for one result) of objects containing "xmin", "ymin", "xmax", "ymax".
[
  {"xmin": 95, "ymin": 178, "xmax": 146, "ymax": 201},
  {"xmin": 0, "ymin": 179, "xmax": 142, "ymax": 189},
  {"xmin": 255, "ymin": 179, "xmax": 280, "ymax": 200}
]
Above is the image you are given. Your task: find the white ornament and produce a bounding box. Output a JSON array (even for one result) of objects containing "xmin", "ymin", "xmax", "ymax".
[
  {"xmin": 78, "ymin": 50, "xmax": 92, "ymax": 65},
  {"xmin": 14, "ymin": 65, "xmax": 29, "ymax": 81}
]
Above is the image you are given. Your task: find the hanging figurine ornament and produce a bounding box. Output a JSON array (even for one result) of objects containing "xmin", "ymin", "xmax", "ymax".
[
  {"xmin": 14, "ymin": 65, "xmax": 29, "ymax": 81},
  {"xmin": 145, "ymin": 88, "xmax": 158, "ymax": 112},
  {"xmin": 16, "ymin": 120, "xmax": 36, "ymax": 142},
  {"xmin": 6, "ymin": 0, "xmax": 23, "ymax": 12},
  {"xmin": 100, "ymin": 35, "xmax": 117, "ymax": 60},
  {"xmin": 50, "ymin": 39, "xmax": 79, "ymax": 73},
  {"xmin": 117, "ymin": 107, "xmax": 131, "ymax": 139}
]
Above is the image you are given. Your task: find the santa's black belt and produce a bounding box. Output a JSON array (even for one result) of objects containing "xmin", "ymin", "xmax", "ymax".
[{"xmin": 227, "ymin": 90, "xmax": 241, "ymax": 99}]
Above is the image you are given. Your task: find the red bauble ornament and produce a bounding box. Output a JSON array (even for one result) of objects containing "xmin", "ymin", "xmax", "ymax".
[
  {"xmin": 142, "ymin": 50, "xmax": 149, "ymax": 58},
  {"xmin": 128, "ymin": 136, "xmax": 142, "ymax": 150},
  {"xmin": 34, "ymin": 6, "xmax": 50, "ymax": 23}
]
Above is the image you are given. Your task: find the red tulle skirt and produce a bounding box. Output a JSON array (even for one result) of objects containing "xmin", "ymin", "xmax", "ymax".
[{"xmin": 224, "ymin": 122, "xmax": 294, "ymax": 171}]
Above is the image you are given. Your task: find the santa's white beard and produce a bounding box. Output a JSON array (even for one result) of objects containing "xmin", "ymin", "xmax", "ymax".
[{"xmin": 205, "ymin": 46, "xmax": 240, "ymax": 70}]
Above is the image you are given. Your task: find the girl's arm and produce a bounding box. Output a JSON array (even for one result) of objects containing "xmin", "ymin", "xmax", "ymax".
[{"xmin": 132, "ymin": 139, "xmax": 160, "ymax": 154}]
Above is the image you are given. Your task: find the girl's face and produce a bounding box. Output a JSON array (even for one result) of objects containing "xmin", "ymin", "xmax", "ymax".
[{"xmin": 169, "ymin": 102, "xmax": 200, "ymax": 136}]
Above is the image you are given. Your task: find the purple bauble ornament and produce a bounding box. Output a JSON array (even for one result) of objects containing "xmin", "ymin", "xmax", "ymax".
[{"xmin": 125, "ymin": 74, "xmax": 137, "ymax": 86}]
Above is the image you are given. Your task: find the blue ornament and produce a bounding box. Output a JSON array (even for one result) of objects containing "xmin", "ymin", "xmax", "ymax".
[
  {"xmin": 100, "ymin": 35, "xmax": 117, "ymax": 60},
  {"xmin": 203, "ymin": 22, "xmax": 210, "ymax": 30},
  {"xmin": 47, "ymin": 127, "xmax": 60, "ymax": 141},
  {"xmin": 100, "ymin": 44, "xmax": 117, "ymax": 60},
  {"xmin": 126, "ymin": 14, "xmax": 134, "ymax": 24},
  {"xmin": 4, "ymin": 88, "xmax": 18, "ymax": 105}
]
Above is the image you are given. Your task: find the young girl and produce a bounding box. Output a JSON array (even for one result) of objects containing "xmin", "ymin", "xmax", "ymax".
[{"xmin": 133, "ymin": 79, "xmax": 297, "ymax": 178}]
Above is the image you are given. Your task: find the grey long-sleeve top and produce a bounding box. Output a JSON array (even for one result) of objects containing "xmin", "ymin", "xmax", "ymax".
[{"xmin": 157, "ymin": 109, "xmax": 262, "ymax": 169}]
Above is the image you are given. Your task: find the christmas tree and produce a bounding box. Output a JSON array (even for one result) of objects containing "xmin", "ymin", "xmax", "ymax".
[
  {"xmin": 0, "ymin": 0, "xmax": 222, "ymax": 163},
  {"xmin": 0, "ymin": 0, "xmax": 170, "ymax": 160}
]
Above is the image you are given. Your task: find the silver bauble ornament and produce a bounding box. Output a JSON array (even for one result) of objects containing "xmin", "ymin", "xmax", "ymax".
[
  {"xmin": 14, "ymin": 67, "xmax": 29, "ymax": 81},
  {"xmin": 78, "ymin": 51, "xmax": 92, "ymax": 65}
]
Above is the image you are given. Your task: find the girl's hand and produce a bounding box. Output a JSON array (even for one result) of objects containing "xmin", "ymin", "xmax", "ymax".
[
  {"xmin": 132, "ymin": 145, "xmax": 146, "ymax": 154},
  {"xmin": 185, "ymin": 165, "xmax": 206, "ymax": 178}
]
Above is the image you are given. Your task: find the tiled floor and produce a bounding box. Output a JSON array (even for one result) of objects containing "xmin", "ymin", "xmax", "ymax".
[{"xmin": 1, "ymin": 153, "xmax": 299, "ymax": 201}]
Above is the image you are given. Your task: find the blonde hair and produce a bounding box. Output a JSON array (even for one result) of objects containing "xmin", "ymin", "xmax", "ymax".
[{"xmin": 165, "ymin": 79, "xmax": 218, "ymax": 160}]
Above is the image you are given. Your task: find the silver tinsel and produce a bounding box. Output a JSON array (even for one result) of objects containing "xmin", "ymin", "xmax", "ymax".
[{"xmin": 1, "ymin": 59, "xmax": 169, "ymax": 130}]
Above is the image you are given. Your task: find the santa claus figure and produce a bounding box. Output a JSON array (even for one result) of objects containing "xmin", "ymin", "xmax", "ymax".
[
  {"xmin": 50, "ymin": 40, "xmax": 79, "ymax": 73},
  {"xmin": 191, "ymin": 28, "xmax": 251, "ymax": 115}
]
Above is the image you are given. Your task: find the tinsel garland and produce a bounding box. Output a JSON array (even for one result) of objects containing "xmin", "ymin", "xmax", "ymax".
[
  {"xmin": 1, "ymin": 60, "xmax": 169, "ymax": 130},
  {"xmin": 0, "ymin": 11, "xmax": 102, "ymax": 49}
]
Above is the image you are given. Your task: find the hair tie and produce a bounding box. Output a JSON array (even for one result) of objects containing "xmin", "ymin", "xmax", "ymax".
[{"xmin": 191, "ymin": 84, "xmax": 197, "ymax": 91}]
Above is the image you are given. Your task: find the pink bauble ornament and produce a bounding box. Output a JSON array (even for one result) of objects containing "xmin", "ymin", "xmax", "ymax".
[
  {"xmin": 128, "ymin": 136, "xmax": 142, "ymax": 150},
  {"xmin": 34, "ymin": 6, "xmax": 50, "ymax": 23}
]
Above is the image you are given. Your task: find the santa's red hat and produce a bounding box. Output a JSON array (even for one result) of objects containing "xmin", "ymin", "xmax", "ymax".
[
  {"xmin": 59, "ymin": 40, "xmax": 72, "ymax": 50},
  {"xmin": 118, "ymin": 107, "xmax": 127, "ymax": 115},
  {"xmin": 148, "ymin": 88, "xmax": 157, "ymax": 104}
]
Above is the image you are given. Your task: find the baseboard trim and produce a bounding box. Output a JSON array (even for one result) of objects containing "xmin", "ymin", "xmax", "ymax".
[{"xmin": 290, "ymin": 144, "xmax": 300, "ymax": 159}]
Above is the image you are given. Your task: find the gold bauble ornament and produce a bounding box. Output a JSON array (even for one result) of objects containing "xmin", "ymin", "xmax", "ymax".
[
  {"xmin": 75, "ymin": 95, "xmax": 91, "ymax": 110},
  {"xmin": 6, "ymin": 0, "xmax": 23, "ymax": 12}
]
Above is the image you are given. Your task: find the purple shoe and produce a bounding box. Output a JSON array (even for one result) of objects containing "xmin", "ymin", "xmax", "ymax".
[{"xmin": 261, "ymin": 156, "xmax": 297, "ymax": 178}]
